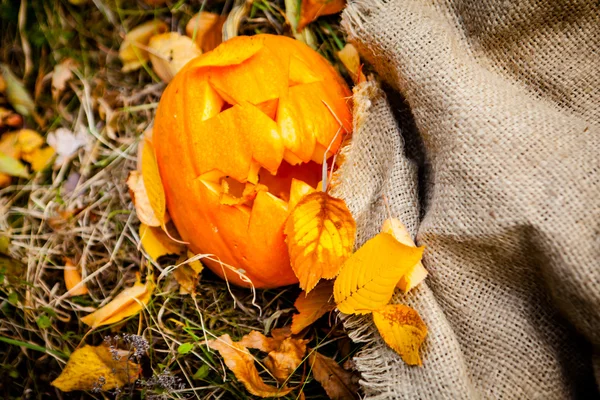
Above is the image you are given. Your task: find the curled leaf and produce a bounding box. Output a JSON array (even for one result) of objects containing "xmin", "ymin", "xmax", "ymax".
[
  {"xmin": 141, "ymin": 139, "xmax": 167, "ymax": 226},
  {"xmin": 81, "ymin": 274, "xmax": 154, "ymax": 328},
  {"xmin": 309, "ymin": 351, "xmax": 359, "ymax": 400},
  {"xmin": 64, "ymin": 258, "xmax": 88, "ymax": 297},
  {"xmin": 148, "ymin": 32, "xmax": 202, "ymax": 83},
  {"xmin": 208, "ymin": 334, "xmax": 293, "ymax": 398},
  {"xmin": 381, "ymin": 218, "xmax": 428, "ymax": 292},
  {"xmin": 284, "ymin": 191, "xmax": 356, "ymax": 293},
  {"xmin": 298, "ymin": 0, "xmax": 346, "ymax": 31},
  {"xmin": 139, "ymin": 223, "xmax": 185, "ymax": 262},
  {"xmin": 174, "ymin": 251, "xmax": 204, "ymax": 295},
  {"xmin": 291, "ymin": 281, "xmax": 335, "ymax": 334},
  {"xmin": 127, "ymin": 171, "xmax": 161, "ymax": 227},
  {"xmin": 52, "ymin": 344, "xmax": 141, "ymax": 392},
  {"xmin": 119, "ymin": 20, "xmax": 168, "ymax": 72},
  {"xmin": 186, "ymin": 11, "xmax": 226, "ymax": 52},
  {"xmin": 333, "ymin": 233, "xmax": 424, "ymax": 315},
  {"xmin": 372, "ymin": 304, "xmax": 427, "ymax": 366}
]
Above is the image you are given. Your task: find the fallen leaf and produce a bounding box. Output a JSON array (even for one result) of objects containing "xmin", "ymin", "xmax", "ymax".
[
  {"xmin": 119, "ymin": 20, "xmax": 168, "ymax": 72},
  {"xmin": 148, "ymin": 32, "xmax": 202, "ymax": 83},
  {"xmin": 264, "ymin": 337, "xmax": 308, "ymax": 383},
  {"xmin": 372, "ymin": 304, "xmax": 427, "ymax": 366},
  {"xmin": 51, "ymin": 344, "xmax": 141, "ymax": 392},
  {"xmin": 239, "ymin": 330, "xmax": 280, "ymax": 353},
  {"xmin": 336, "ymin": 43, "xmax": 365, "ymax": 83},
  {"xmin": 81, "ymin": 273, "xmax": 154, "ymax": 328},
  {"xmin": 0, "ymin": 107, "xmax": 23, "ymax": 130},
  {"xmin": 46, "ymin": 127, "xmax": 90, "ymax": 167},
  {"xmin": 333, "ymin": 233, "xmax": 424, "ymax": 315},
  {"xmin": 381, "ymin": 218, "xmax": 428, "ymax": 292},
  {"xmin": 64, "ymin": 257, "xmax": 88, "ymax": 297},
  {"xmin": 291, "ymin": 281, "xmax": 335, "ymax": 334},
  {"xmin": 22, "ymin": 146, "xmax": 55, "ymax": 172},
  {"xmin": 0, "ymin": 132, "xmax": 19, "ymax": 158},
  {"xmin": 127, "ymin": 171, "xmax": 161, "ymax": 227},
  {"xmin": 309, "ymin": 351, "xmax": 359, "ymax": 400},
  {"xmin": 174, "ymin": 251, "xmax": 204, "ymax": 295},
  {"xmin": 16, "ymin": 129, "xmax": 44, "ymax": 153},
  {"xmin": 0, "ymin": 64, "xmax": 35, "ymax": 117},
  {"xmin": 0, "ymin": 151, "xmax": 29, "ymax": 178},
  {"xmin": 186, "ymin": 11, "xmax": 226, "ymax": 52},
  {"xmin": 285, "ymin": 191, "xmax": 356, "ymax": 293},
  {"xmin": 208, "ymin": 334, "xmax": 293, "ymax": 398},
  {"xmin": 141, "ymin": 139, "xmax": 167, "ymax": 226},
  {"xmin": 139, "ymin": 223, "xmax": 185, "ymax": 262},
  {"xmin": 298, "ymin": 0, "xmax": 346, "ymax": 31},
  {"xmin": 51, "ymin": 58, "xmax": 77, "ymax": 100}
]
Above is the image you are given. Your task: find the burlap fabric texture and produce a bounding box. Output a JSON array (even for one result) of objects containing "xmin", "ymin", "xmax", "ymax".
[{"xmin": 329, "ymin": 0, "xmax": 600, "ymax": 398}]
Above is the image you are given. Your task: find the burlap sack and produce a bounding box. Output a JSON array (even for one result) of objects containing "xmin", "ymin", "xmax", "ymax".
[{"xmin": 329, "ymin": 0, "xmax": 600, "ymax": 398}]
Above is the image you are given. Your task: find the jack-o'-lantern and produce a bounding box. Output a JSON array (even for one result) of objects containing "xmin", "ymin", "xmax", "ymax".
[{"xmin": 153, "ymin": 34, "xmax": 352, "ymax": 288}]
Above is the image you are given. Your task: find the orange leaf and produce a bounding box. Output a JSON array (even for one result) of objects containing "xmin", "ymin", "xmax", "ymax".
[
  {"xmin": 208, "ymin": 334, "xmax": 293, "ymax": 398},
  {"xmin": 381, "ymin": 218, "xmax": 428, "ymax": 292},
  {"xmin": 298, "ymin": 0, "xmax": 346, "ymax": 31},
  {"xmin": 186, "ymin": 11, "xmax": 226, "ymax": 53},
  {"xmin": 64, "ymin": 257, "xmax": 88, "ymax": 297},
  {"xmin": 372, "ymin": 304, "xmax": 427, "ymax": 366},
  {"xmin": 308, "ymin": 351, "xmax": 359, "ymax": 400},
  {"xmin": 284, "ymin": 191, "xmax": 356, "ymax": 293},
  {"xmin": 81, "ymin": 274, "xmax": 154, "ymax": 328},
  {"xmin": 291, "ymin": 281, "xmax": 335, "ymax": 334},
  {"xmin": 237, "ymin": 330, "xmax": 308, "ymax": 384},
  {"xmin": 173, "ymin": 251, "xmax": 204, "ymax": 295},
  {"xmin": 139, "ymin": 223, "xmax": 186, "ymax": 262}
]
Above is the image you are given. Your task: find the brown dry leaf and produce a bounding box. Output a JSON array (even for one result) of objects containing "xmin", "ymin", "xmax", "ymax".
[
  {"xmin": 51, "ymin": 58, "xmax": 77, "ymax": 100},
  {"xmin": 127, "ymin": 171, "xmax": 161, "ymax": 227},
  {"xmin": 51, "ymin": 344, "xmax": 141, "ymax": 392},
  {"xmin": 208, "ymin": 334, "xmax": 293, "ymax": 398},
  {"xmin": 141, "ymin": 139, "xmax": 167, "ymax": 226},
  {"xmin": 298, "ymin": 0, "xmax": 346, "ymax": 31},
  {"xmin": 186, "ymin": 11, "xmax": 226, "ymax": 52},
  {"xmin": 174, "ymin": 251, "xmax": 204, "ymax": 295},
  {"xmin": 80, "ymin": 274, "xmax": 154, "ymax": 328},
  {"xmin": 333, "ymin": 233, "xmax": 424, "ymax": 315},
  {"xmin": 148, "ymin": 32, "xmax": 202, "ymax": 83},
  {"xmin": 64, "ymin": 257, "xmax": 88, "ymax": 297},
  {"xmin": 284, "ymin": 191, "xmax": 356, "ymax": 293},
  {"xmin": 372, "ymin": 304, "xmax": 427, "ymax": 366},
  {"xmin": 381, "ymin": 218, "xmax": 428, "ymax": 292},
  {"xmin": 264, "ymin": 337, "xmax": 308, "ymax": 383},
  {"xmin": 309, "ymin": 351, "xmax": 359, "ymax": 400},
  {"xmin": 139, "ymin": 223, "xmax": 185, "ymax": 262},
  {"xmin": 119, "ymin": 20, "xmax": 168, "ymax": 72},
  {"xmin": 239, "ymin": 330, "xmax": 280, "ymax": 353},
  {"xmin": 291, "ymin": 280, "xmax": 335, "ymax": 334}
]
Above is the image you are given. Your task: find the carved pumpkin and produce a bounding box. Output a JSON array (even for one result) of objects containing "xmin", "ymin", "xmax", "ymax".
[{"xmin": 153, "ymin": 34, "xmax": 352, "ymax": 288}]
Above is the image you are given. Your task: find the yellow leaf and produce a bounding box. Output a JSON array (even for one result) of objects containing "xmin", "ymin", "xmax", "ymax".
[
  {"xmin": 333, "ymin": 233, "xmax": 424, "ymax": 315},
  {"xmin": 284, "ymin": 191, "xmax": 356, "ymax": 293},
  {"xmin": 185, "ymin": 11, "xmax": 226, "ymax": 52},
  {"xmin": 337, "ymin": 43, "xmax": 360, "ymax": 78},
  {"xmin": 174, "ymin": 251, "xmax": 204, "ymax": 295},
  {"xmin": 51, "ymin": 344, "xmax": 141, "ymax": 392},
  {"xmin": 16, "ymin": 129, "xmax": 44, "ymax": 153},
  {"xmin": 0, "ymin": 151, "xmax": 28, "ymax": 178},
  {"xmin": 308, "ymin": 351, "xmax": 359, "ymax": 400},
  {"xmin": 139, "ymin": 223, "xmax": 185, "ymax": 262},
  {"xmin": 141, "ymin": 139, "xmax": 167, "ymax": 226},
  {"xmin": 0, "ymin": 132, "xmax": 19, "ymax": 158},
  {"xmin": 288, "ymin": 178, "xmax": 316, "ymax": 211},
  {"xmin": 127, "ymin": 170, "xmax": 161, "ymax": 227},
  {"xmin": 208, "ymin": 334, "xmax": 293, "ymax": 398},
  {"xmin": 148, "ymin": 32, "xmax": 202, "ymax": 83},
  {"xmin": 22, "ymin": 146, "xmax": 55, "ymax": 172},
  {"xmin": 81, "ymin": 274, "xmax": 154, "ymax": 328},
  {"xmin": 64, "ymin": 257, "xmax": 88, "ymax": 297},
  {"xmin": 381, "ymin": 218, "xmax": 428, "ymax": 292},
  {"xmin": 291, "ymin": 281, "xmax": 335, "ymax": 334},
  {"xmin": 372, "ymin": 304, "xmax": 427, "ymax": 366},
  {"xmin": 119, "ymin": 20, "xmax": 168, "ymax": 72}
]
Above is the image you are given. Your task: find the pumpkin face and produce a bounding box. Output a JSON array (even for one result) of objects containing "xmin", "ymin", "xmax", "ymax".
[{"xmin": 153, "ymin": 34, "xmax": 352, "ymax": 288}]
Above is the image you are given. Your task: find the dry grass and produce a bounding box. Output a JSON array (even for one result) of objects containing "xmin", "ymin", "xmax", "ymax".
[{"xmin": 0, "ymin": 0, "xmax": 356, "ymax": 398}]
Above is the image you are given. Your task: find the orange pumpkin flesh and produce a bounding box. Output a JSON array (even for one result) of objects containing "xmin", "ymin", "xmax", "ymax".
[{"xmin": 154, "ymin": 34, "xmax": 352, "ymax": 288}]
